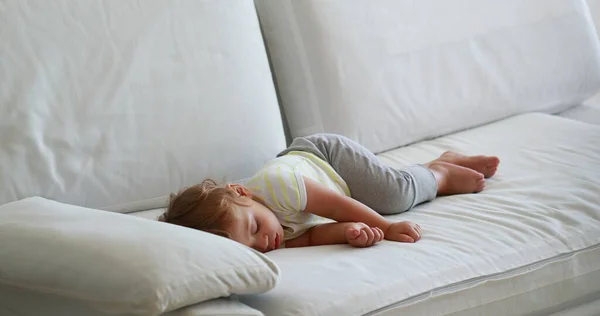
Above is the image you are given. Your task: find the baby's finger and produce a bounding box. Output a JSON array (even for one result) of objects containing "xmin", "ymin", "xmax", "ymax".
[
  {"xmin": 415, "ymin": 225, "xmax": 422, "ymax": 238},
  {"xmin": 348, "ymin": 228, "xmax": 360, "ymax": 239},
  {"xmin": 395, "ymin": 234, "xmax": 415, "ymax": 243},
  {"xmin": 405, "ymin": 226, "xmax": 420, "ymax": 241},
  {"xmin": 370, "ymin": 227, "xmax": 382, "ymax": 244},
  {"xmin": 375, "ymin": 227, "xmax": 384, "ymax": 242},
  {"xmin": 358, "ymin": 230, "xmax": 369, "ymax": 246},
  {"xmin": 363, "ymin": 227, "xmax": 375, "ymax": 245}
]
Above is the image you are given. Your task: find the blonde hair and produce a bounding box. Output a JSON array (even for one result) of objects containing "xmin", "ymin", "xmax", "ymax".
[{"xmin": 158, "ymin": 179, "xmax": 249, "ymax": 239}]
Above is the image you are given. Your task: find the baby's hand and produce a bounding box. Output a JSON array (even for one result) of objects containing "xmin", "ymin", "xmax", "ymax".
[
  {"xmin": 384, "ymin": 221, "xmax": 422, "ymax": 243},
  {"xmin": 344, "ymin": 222, "xmax": 384, "ymax": 248}
]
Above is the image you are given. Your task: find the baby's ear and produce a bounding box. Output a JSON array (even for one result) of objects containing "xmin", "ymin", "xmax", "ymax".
[{"xmin": 227, "ymin": 184, "xmax": 253, "ymax": 198}]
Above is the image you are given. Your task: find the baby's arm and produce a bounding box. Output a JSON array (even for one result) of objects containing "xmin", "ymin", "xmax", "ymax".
[
  {"xmin": 285, "ymin": 222, "xmax": 384, "ymax": 248},
  {"xmin": 303, "ymin": 177, "xmax": 422, "ymax": 243}
]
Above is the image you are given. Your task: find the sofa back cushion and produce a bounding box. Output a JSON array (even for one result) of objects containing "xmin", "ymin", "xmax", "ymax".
[
  {"xmin": 0, "ymin": 0, "xmax": 285, "ymax": 211},
  {"xmin": 256, "ymin": 0, "xmax": 600, "ymax": 153}
]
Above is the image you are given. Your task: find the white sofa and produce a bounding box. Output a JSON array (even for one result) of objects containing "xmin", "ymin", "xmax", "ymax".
[{"xmin": 1, "ymin": 1, "xmax": 599, "ymax": 316}]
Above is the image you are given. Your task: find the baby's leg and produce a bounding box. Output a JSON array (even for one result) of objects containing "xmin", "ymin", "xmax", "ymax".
[
  {"xmin": 278, "ymin": 134, "xmax": 437, "ymax": 215},
  {"xmin": 278, "ymin": 134, "xmax": 488, "ymax": 215}
]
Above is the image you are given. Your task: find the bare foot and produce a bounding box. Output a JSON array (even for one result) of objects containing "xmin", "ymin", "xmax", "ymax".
[
  {"xmin": 437, "ymin": 151, "xmax": 500, "ymax": 178},
  {"xmin": 426, "ymin": 161, "xmax": 485, "ymax": 195}
]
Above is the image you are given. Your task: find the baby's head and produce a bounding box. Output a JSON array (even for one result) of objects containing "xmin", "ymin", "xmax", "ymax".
[{"xmin": 159, "ymin": 179, "xmax": 284, "ymax": 252}]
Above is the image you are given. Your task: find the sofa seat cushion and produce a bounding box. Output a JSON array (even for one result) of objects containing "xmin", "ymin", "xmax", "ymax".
[
  {"xmin": 559, "ymin": 103, "xmax": 600, "ymax": 125},
  {"xmin": 239, "ymin": 113, "xmax": 600, "ymax": 316}
]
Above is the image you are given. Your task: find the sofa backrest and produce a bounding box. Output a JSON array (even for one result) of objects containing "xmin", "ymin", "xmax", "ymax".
[
  {"xmin": 589, "ymin": 0, "xmax": 600, "ymax": 37},
  {"xmin": 0, "ymin": 0, "xmax": 285, "ymax": 212},
  {"xmin": 3, "ymin": 0, "xmax": 600, "ymax": 211},
  {"xmin": 255, "ymin": 0, "xmax": 600, "ymax": 153}
]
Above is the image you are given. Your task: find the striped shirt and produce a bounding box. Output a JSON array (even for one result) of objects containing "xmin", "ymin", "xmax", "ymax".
[{"xmin": 244, "ymin": 151, "xmax": 351, "ymax": 241}]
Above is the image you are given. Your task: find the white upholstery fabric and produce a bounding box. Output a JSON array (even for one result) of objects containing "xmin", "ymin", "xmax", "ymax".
[
  {"xmin": 0, "ymin": 289, "xmax": 265, "ymax": 316},
  {"xmin": 165, "ymin": 298, "xmax": 264, "ymax": 316},
  {"xmin": 0, "ymin": 0, "xmax": 285, "ymax": 212},
  {"xmin": 559, "ymin": 103, "xmax": 600, "ymax": 125},
  {"xmin": 588, "ymin": 0, "xmax": 600, "ymax": 38},
  {"xmin": 587, "ymin": 0, "xmax": 600, "ymax": 105},
  {"xmin": 129, "ymin": 208, "xmax": 165, "ymax": 220},
  {"xmin": 239, "ymin": 113, "xmax": 600, "ymax": 316},
  {"xmin": 0, "ymin": 197, "xmax": 280, "ymax": 316},
  {"xmin": 548, "ymin": 296, "xmax": 600, "ymax": 316},
  {"xmin": 255, "ymin": 0, "xmax": 600, "ymax": 153}
]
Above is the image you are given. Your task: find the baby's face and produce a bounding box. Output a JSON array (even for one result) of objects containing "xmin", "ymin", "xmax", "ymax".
[{"xmin": 228, "ymin": 198, "xmax": 284, "ymax": 253}]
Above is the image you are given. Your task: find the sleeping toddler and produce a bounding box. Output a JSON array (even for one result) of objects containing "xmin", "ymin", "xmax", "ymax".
[{"xmin": 159, "ymin": 134, "xmax": 499, "ymax": 252}]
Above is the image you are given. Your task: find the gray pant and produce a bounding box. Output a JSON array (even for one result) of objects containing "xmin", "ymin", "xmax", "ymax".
[{"xmin": 278, "ymin": 134, "xmax": 437, "ymax": 215}]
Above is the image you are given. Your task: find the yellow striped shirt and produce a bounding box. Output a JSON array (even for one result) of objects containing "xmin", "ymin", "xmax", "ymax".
[{"xmin": 245, "ymin": 151, "xmax": 350, "ymax": 240}]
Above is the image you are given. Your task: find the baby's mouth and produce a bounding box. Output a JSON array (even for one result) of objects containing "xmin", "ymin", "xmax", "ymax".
[{"xmin": 274, "ymin": 234, "xmax": 280, "ymax": 249}]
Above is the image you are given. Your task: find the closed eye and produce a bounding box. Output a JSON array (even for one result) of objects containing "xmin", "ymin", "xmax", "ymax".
[
  {"xmin": 254, "ymin": 220, "xmax": 260, "ymax": 234},
  {"xmin": 252, "ymin": 218, "xmax": 259, "ymax": 235}
]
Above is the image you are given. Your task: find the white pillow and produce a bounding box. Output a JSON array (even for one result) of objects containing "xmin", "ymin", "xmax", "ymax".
[{"xmin": 0, "ymin": 197, "xmax": 279, "ymax": 316}]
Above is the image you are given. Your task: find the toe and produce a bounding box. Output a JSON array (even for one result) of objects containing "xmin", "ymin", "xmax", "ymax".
[
  {"xmin": 475, "ymin": 171, "xmax": 485, "ymax": 180},
  {"xmin": 475, "ymin": 179, "xmax": 485, "ymax": 192},
  {"xmin": 488, "ymin": 156, "xmax": 500, "ymax": 167},
  {"xmin": 484, "ymin": 166, "xmax": 498, "ymax": 178}
]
